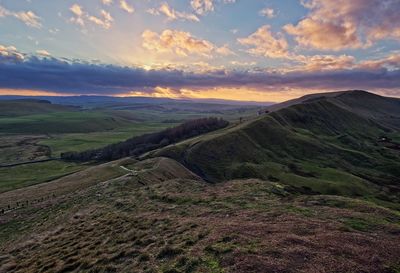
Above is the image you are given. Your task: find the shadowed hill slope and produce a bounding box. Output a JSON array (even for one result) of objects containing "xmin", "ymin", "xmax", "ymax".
[
  {"xmin": 153, "ymin": 91, "xmax": 400, "ymax": 204},
  {"xmin": 267, "ymin": 90, "xmax": 400, "ymax": 119}
]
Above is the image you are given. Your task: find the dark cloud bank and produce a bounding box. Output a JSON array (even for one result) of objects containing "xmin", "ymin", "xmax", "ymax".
[{"xmin": 0, "ymin": 55, "xmax": 399, "ymax": 95}]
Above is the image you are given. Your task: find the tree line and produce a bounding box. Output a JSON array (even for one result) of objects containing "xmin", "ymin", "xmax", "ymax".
[{"xmin": 61, "ymin": 117, "xmax": 229, "ymax": 162}]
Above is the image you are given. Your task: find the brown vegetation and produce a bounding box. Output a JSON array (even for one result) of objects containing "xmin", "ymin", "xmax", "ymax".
[{"xmin": 1, "ymin": 159, "xmax": 399, "ymax": 273}]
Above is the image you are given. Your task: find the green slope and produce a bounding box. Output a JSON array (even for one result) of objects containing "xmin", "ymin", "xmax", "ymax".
[{"xmin": 154, "ymin": 91, "xmax": 400, "ymax": 205}]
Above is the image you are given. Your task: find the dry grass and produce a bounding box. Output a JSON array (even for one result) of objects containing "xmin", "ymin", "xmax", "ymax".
[{"xmin": 0, "ymin": 159, "xmax": 400, "ymax": 273}]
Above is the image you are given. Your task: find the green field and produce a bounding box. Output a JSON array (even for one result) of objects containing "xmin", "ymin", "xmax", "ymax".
[
  {"xmin": 0, "ymin": 111, "xmax": 137, "ymax": 134},
  {"xmin": 0, "ymin": 160, "xmax": 85, "ymax": 193},
  {"xmin": 39, "ymin": 122, "xmax": 176, "ymax": 156}
]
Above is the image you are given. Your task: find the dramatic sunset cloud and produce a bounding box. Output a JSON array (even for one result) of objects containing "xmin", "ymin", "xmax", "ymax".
[
  {"xmin": 1, "ymin": 45, "xmax": 399, "ymax": 102},
  {"xmin": 0, "ymin": 0, "xmax": 399, "ymax": 101},
  {"xmin": 238, "ymin": 25, "xmax": 289, "ymax": 58},
  {"xmin": 284, "ymin": 0, "xmax": 400, "ymax": 50},
  {"xmin": 142, "ymin": 29, "xmax": 232, "ymax": 58}
]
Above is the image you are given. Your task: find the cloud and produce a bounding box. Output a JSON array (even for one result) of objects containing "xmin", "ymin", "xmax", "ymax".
[
  {"xmin": 237, "ymin": 25, "xmax": 366, "ymax": 73},
  {"xmin": 0, "ymin": 45, "xmax": 25, "ymax": 62},
  {"xmin": 36, "ymin": 50, "xmax": 51, "ymax": 57},
  {"xmin": 190, "ymin": 0, "xmax": 236, "ymax": 15},
  {"xmin": 0, "ymin": 5, "xmax": 41, "ymax": 28},
  {"xmin": 0, "ymin": 46, "xmax": 399, "ymax": 97},
  {"xmin": 102, "ymin": 0, "xmax": 113, "ymax": 5},
  {"xmin": 70, "ymin": 4, "xmax": 83, "ymax": 17},
  {"xmin": 259, "ymin": 8, "xmax": 275, "ymax": 18},
  {"xmin": 0, "ymin": 6, "xmax": 7, "ymax": 17},
  {"xmin": 88, "ymin": 10, "xmax": 113, "ymax": 29},
  {"xmin": 69, "ymin": 4, "xmax": 113, "ymax": 29},
  {"xmin": 147, "ymin": 2, "xmax": 199, "ymax": 22},
  {"xmin": 69, "ymin": 4, "xmax": 85, "ymax": 26},
  {"xmin": 358, "ymin": 53, "xmax": 400, "ymax": 70},
  {"xmin": 142, "ymin": 29, "xmax": 233, "ymax": 57},
  {"xmin": 191, "ymin": 0, "xmax": 214, "ymax": 15},
  {"xmin": 13, "ymin": 11, "xmax": 42, "ymax": 28},
  {"xmin": 238, "ymin": 25, "xmax": 289, "ymax": 58},
  {"xmin": 284, "ymin": 0, "xmax": 400, "ymax": 51},
  {"xmin": 289, "ymin": 54, "xmax": 356, "ymax": 72},
  {"xmin": 284, "ymin": 18, "xmax": 360, "ymax": 51},
  {"xmin": 215, "ymin": 44, "xmax": 235, "ymax": 56},
  {"xmin": 120, "ymin": 0, "xmax": 134, "ymax": 13}
]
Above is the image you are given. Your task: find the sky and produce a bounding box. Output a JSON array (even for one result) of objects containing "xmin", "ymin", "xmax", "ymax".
[{"xmin": 0, "ymin": 0, "xmax": 399, "ymax": 102}]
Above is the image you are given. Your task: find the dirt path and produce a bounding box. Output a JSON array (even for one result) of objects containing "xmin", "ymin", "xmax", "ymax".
[{"xmin": 119, "ymin": 165, "xmax": 137, "ymax": 175}]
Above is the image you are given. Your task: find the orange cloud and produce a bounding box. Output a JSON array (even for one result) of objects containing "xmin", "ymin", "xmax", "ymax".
[
  {"xmin": 284, "ymin": 0, "xmax": 400, "ymax": 50},
  {"xmin": 142, "ymin": 29, "xmax": 233, "ymax": 57},
  {"xmin": 358, "ymin": 53, "xmax": 400, "ymax": 70},
  {"xmin": 0, "ymin": 89, "xmax": 70, "ymax": 96},
  {"xmin": 0, "ymin": 44, "xmax": 25, "ymax": 61},
  {"xmin": 284, "ymin": 18, "xmax": 360, "ymax": 51},
  {"xmin": 238, "ymin": 25, "xmax": 289, "ymax": 58},
  {"xmin": 290, "ymin": 54, "xmax": 356, "ymax": 72}
]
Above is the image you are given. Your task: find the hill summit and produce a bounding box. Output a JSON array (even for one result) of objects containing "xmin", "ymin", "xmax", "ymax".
[{"xmin": 154, "ymin": 91, "xmax": 400, "ymax": 203}]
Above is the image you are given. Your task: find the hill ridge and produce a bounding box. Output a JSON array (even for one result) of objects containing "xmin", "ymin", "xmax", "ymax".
[{"xmin": 152, "ymin": 91, "xmax": 400, "ymax": 206}]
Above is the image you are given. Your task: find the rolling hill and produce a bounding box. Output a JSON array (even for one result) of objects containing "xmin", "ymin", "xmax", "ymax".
[{"xmin": 153, "ymin": 91, "xmax": 400, "ymax": 205}]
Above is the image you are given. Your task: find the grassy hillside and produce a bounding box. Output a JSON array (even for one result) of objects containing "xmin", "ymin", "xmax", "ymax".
[
  {"xmin": 1, "ymin": 159, "xmax": 399, "ymax": 273},
  {"xmin": 0, "ymin": 160, "xmax": 85, "ymax": 193},
  {"xmin": 154, "ymin": 91, "xmax": 400, "ymax": 206}
]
